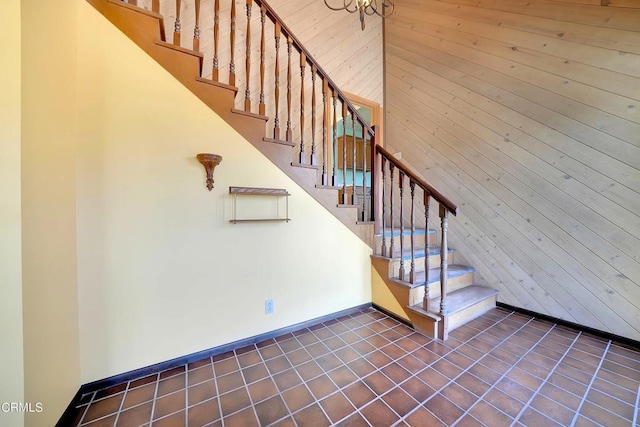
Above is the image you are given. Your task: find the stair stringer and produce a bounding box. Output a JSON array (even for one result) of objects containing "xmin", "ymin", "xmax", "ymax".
[{"xmin": 86, "ymin": 0, "xmax": 374, "ymax": 247}]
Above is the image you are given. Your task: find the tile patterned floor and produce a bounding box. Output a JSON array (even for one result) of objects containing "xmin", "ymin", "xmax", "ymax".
[{"xmin": 68, "ymin": 307, "xmax": 640, "ymax": 426}]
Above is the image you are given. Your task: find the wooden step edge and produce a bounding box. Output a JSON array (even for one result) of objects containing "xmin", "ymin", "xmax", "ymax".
[
  {"xmin": 337, "ymin": 204, "xmax": 360, "ymax": 209},
  {"xmin": 155, "ymin": 40, "xmax": 204, "ymax": 59},
  {"xmin": 375, "ymin": 229, "xmax": 434, "ymax": 237},
  {"xmin": 389, "ymin": 264, "xmax": 475, "ymax": 287},
  {"xmin": 386, "ymin": 248, "xmax": 455, "ymax": 262},
  {"xmin": 315, "ymin": 185, "xmax": 342, "ymax": 190},
  {"xmin": 427, "ymin": 285, "xmax": 498, "ymax": 316},
  {"xmin": 106, "ymin": 0, "xmax": 163, "ymax": 19},
  {"xmin": 356, "ymin": 220, "xmax": 375, "ymax": 225},
  {"xmin": 291, "ymin": 162, "xmax": 319, "ymax": 170},
  {"xmin": 407, "ymin": 303, "xmax": 442, "ymax": 322},
  {"xmin": 232, "ymin": 109, "xmax": 269, "ymax": 122},
  {"xmin": 195, "ymin": 77, "xmax": 238, "ymax": 93},
  {"xmin": 263, "ymin": 137, "xmax": 296, "ymax": 147}
]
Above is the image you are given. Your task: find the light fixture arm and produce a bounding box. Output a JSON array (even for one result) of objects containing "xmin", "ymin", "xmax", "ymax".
[{"xmin": 323, "ymin": 0, "xmax": 395, "ymax": 30}]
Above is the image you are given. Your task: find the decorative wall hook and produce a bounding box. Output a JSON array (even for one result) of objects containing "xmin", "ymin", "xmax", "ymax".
[{"xmin": 196, "ymin": 153, "xmax": 222, "ymax": 191}]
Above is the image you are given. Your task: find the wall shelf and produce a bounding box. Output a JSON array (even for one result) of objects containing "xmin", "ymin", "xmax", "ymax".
[{"xmin": 229, "ymin": 186, "xmax": 290, "ymax": 223}]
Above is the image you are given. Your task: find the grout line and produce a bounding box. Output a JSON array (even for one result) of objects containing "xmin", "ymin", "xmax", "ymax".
[
  {"xmin": 633, "ymin": 383, "xmax": 640, "ymax": 427},
  {"xmin": 76, "ymin": 391, "xmax": 96, "ymax": 426},
  {"xmin": 569, "ymin": 340, "xmax": 612, "ymax": 427},
  {"xmin": 511, "ymin": 331, "xmax": 583, "ymax": 425},
  {"xmin": 112, "ymin": 380, "xmax": 131, "ymax": 426},
  {"xmin": 209, "ymin": 357, "xmax": 224, "ymax": 427}
]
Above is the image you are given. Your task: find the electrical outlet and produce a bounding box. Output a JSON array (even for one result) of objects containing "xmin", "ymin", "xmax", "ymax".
[{"xmin": 265, "ymin": 299, "xmax": 274, "ymax": 315}]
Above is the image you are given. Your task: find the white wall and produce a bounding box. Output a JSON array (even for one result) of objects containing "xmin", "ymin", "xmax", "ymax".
[
  {"xmin": 76, "ymin": 2, "xmax": 372, "ymax": 383},
  {"xmin": 0, "ymin": 1, "xmax": 24, "ymax": 426}
]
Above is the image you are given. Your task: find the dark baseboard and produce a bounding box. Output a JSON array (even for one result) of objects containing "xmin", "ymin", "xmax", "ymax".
[
  {"xmin": 57, "ymin": 303, "xmax": 372, "ymax": 426},
  {"xmin": 497, "ymin": 302, "xmax": 640, "ymax": 350},
  {"xmin": 371, "ymin": 303, "xmax": 414, "ymax": 329}
]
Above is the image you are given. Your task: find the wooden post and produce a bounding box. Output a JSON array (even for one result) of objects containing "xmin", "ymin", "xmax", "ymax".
[
  {"xmin": 299, "ymin": 52, "xmax": 307, "ymax": 164},
  {"xmin": 423, "ymin": 192, "xmax": 431, "ymax": 311},
  {"xmin": 212, "ymin": 0, "xmax": 220, "ymax": 81},
  {"xmin": 361, "ymin": 122, "xmax": 367, "ymax": 221},
  {"xmin": 342, "ymin": 102, "xmax": 348, "ymax": 204},
  {"xmin": 351, "ymin": 113, "xmax": 357, "ymax": 205},
  {"xmin": 229, "ymin": 0, "xmax": 236, "ymax": 86},
  {"xmin": 381, "ymin": 156, "xmax": 387, "ymax": 256},
  {"xmin": 286, "ymin": 37, "xmax": 293, "ymax": 142},
  {"xmin": 311, "ymin": 65, "xmax": 317, "ymax": 166},
  {"xmin": 193, "ymin": 0, "xmax": 201, "ymax": 51},
  {"xmin": 152, "ymin": 0, "xmax": 159, "ymax": 13},
  {"xmin": 173, "ymin": 0, "xmax": 182, "ymax": 46},
  {"xmin": 389, "ymin": 163, "xmax": 395, "ymax": 258},
  {"xmin": 244, "ymin": 0, "xmax": 252, "ymax": 111},
  {"xmin": 439, "ymin": 204, "xmax": 449, "ymax": 340},
  {"xmin": 273, "ymin": 22, "xmax": 281, "ymax": 139},
  {"xmin": 331, "ymin": 89, "xmax": 338, "ymax": 186},
  {"xmin": 259, "ymin": 5, "xmax": 266, "ymax": 116},
  {"xmin": 399, "ymin": 171, "xmax": 405, "ymax": 281},
  {"xmin": 410, "ymin": 180, "xmax": 416, "ymax": 284},
  {"xmin": 322, "ymin": 79, "xmax": 329, "ymax": 186}
]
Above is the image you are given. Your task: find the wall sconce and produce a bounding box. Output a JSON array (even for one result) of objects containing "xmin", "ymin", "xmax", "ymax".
[{"xmin": 197, "ymin": 153, "xmax": 222, "ymax": 191}]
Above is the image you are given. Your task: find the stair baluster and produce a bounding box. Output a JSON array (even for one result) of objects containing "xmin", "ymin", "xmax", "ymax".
[
  {"xmin": 229, "ymin": 0, "xmax": 236, "ymax": 86},
  {"xmin": 286, "ymin": 37, "xmax": 293, "ymax": 142},
  {"xmin": 399, "ymin": 171, "xmax": 405, "ymax": 281},
  {"xmin": 212, "ymin": 0, "xmax": 219, "ymax": 81},
  {"xmin": 342, "ymin": 102, "xmax": 348, "ymax": 204},
  {"xmin": 272, "ymin": 22, "xmax": 281, "ymax": 139},
  {"xmin": 322, "ymin": 79, "xmax": 329, "ymax": 185},
  {"xmin": 193, "ymin": 0, "xmax": 201, "ymax": 51},
  {"xmin": 244, "ymin": 0, "xmax": 252, "ymax": 111},
  {"xmin": 381, "ymin": 157, "xmax": 387, "ymax": 257},
  {"xmin": 152, "ymin": 0, "xmax": 159, "ymax": 13},
  {"xmin": 351, "ymin": 113, "xmax": 357, "ymax": 205},
  {"xmin": 423, "ymin": 192, "xmax": 431, "ymax": 310},
  {"xmin": 259, "ymin": 5, "xmax": 266, "ymax": 116},
  {"xmin": 298, "ymin": 52, "xmax": 306, "ymax": 163},
  {"xmin": 439, "ymin": 205, "xmax": 449, "ymax": 340},
  {"xmin": 331, "ymin": 89, "xmax": 338, "ymax": 186},
  {"xmin": 173, "ymin": 0, "xmax": 182, "ymax": 45},
  {"xmin": 311, "ymin": 65, "xmax": 317, "ymax": 166},
  {"xmin": 389, "ymin": 163, "xmax": 395, "ymax": 258},
  {"xmin": 361, "ymin": 122, "xmax": 367, "ymax": 221},
  {"xmin": 409, "ymin": 180, "xmax": 416, "ymax": 284}
]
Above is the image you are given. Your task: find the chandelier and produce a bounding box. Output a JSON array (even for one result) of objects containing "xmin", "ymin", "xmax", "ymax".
[{"xmin": 324, "ymin": 0, "xmax": 395, "ymax": 30}]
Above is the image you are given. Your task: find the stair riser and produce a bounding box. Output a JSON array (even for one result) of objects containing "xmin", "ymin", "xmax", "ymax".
[
  {"xmin": 446, "ymin": 294, "xmax": 497, "ymax": 332},
  {"xmin": 424, "ymin": 271, "xmax": 475, "ymax": 300},
  {"xmin": 389, "ymin": 251, "xmax": 454, "ymax": 277}
]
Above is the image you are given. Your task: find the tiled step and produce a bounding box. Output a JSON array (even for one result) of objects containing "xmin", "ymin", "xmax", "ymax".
[{"xmin": 408, "ymin": 285, "xmax": 498, "ymax": 339}]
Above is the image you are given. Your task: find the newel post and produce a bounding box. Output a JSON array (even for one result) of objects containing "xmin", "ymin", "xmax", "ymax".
[{"xmin": 370, "ymin": 125, "xmax": 381, "ymax": 234}]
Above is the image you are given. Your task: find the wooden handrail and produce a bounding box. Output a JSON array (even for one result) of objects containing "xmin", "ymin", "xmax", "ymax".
[
  {"xmin": 376, "ymin": 145, "xmax": 458, "ymax": 216},
  {"xmin": 254, "ymin": 0, "xmax": 375, "ymax": 139}
]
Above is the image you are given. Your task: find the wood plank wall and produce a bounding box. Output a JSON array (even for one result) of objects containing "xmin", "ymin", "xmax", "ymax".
[{"xmin": 385, "ymin": 0, "xmax": 640, "ymax": 340}]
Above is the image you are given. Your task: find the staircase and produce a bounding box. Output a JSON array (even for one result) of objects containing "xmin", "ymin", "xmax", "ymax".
[{"xmin": 87, "ymin": 0, "xmax": 497, "ymax": 340}]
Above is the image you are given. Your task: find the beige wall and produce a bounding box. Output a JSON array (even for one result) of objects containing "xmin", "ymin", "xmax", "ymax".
[
  {"xmin": 21, "ymin": 0, "xmax": 81, "ymax": 425},
  {"xmin": 385, "ymin": 0, "xmax": 640, "ymax": 340},
  {"xmin": 0, "ymin": 1, "xmax": 24, "ymax": 426},
  {"xmin": 76, "ymin": 2, "xmax": 372, "ymax": 383}
]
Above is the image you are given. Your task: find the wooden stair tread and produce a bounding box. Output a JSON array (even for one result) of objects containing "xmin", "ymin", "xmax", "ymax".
[
  {"xmin": 231, "ymin": 109, "xmax": 268, "ymax": 121},
  {"xmin": 291, "ymin": 162, "xmax": 319, "ymax": 170},
  {"xmin": 195, "ymin": 77, "xmax": 238, "ymax": 93},
  {"xmin": 155, "ymin": 40, "xmax": 204, "ymax": 58},
  {"xmin": 387, "ymin": 264, "xmax": 475, "ymax": 288},
  {"xmin": 263, "ymin": 137, "xmax": 296, "ymax": 147},
  {"xmin": 378, "ymin": 246, "xmax": 454, "ymax": 261},
  {"xmin": 423, "ymin": 285, "xmax": 498, "ymax": 316}
]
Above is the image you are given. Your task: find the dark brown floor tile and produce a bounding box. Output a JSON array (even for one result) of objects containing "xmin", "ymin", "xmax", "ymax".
[
  {"xmin": 216, "ymin": 371, "xmax": 244, "ymax": 394},
  {"xmin": 505, "ymin": 367, "xmax": 544, "ymax": 390},
  {"xmin": 257, "ymin": 338, "xmax": 277, "ymax": 348},
  {"xmin": 266, "ymin": 355, "xmax": 292, "ymax": 375},
  {"xmin": 237, "ymin": 350, "xmax": 262, "ymax": 368},
  {"xmin": 293, "ymin": 403, "xmax": 331, "ymax": 426},
  {"xmin": 401, "ymin": 376, "xmax": 436, "ymax": 403},
  {"xmin": 517, "ymin": 407, "xmax": 562, "ymax": 427},
  {"xmin": 308, "ymin": 374, "xmax": 338, "ymax": 399},
  {"xmin": 364, "ymin": 351, "xmax": 392, "ymax": 369},
  {"xmin": 382, "ymin": 387, "xmax": 419, "ymax": 417},
  {"xmin": 219, "ymin": 387, "xmax": 251, "ymax": 417},
  {"xmin": 404, "ymin": 406, "xmax": 446, "ymax": 426},
  {"xmin": 351, "ymin": 340, "xmax": 376, "ymax": 356},
  {"xmin": 605, "ymin": 351, "xmax": 640, "ymax": 373},
  {"xmin": 567, "ymin": 348, "xmax": 602, "ymax": 366},
  {"xmin": 608, "ymin": 343, "xmax": 640, "ymax": 360},
  {"xmin": 275, "ymin": 332, "xmax": 295, "ymax": 342},
  {"xmin": 95, "ymin": 383, "xmax": 127, "ymax": 401},
  {"xmin": 324, "ymin": 336, "xmax": 347, "ymax": 351},
  {"xmin": 328, "ymin": 366, "xmax": 357, "ymax": 389},
  {"xmin": 573, "ymin": 415, "xmax": 603, "ymax": 427},
  {"xmin": 447, "ymin": 351, "xmax": 475, "ymax": 370},
  {"xmin": 82, "ymin": 393, "xmax": 124, "ymax": 424},
  {"xmin": 484, "ymin": 388, "xmax": 524, "ymax": 418},
  {"xmin": 455, "ymin": 372, "xmax": 491, "ymax": 397},
  {"xmin": 247, "ymin": 377, "xmax": 277, "ymax": 403},
  {"xmin": 547, "ymin": 372, "xmax": 588, "ymax": 396},
  {"xmin": 242, "ymin": 363, "xmax": 269, "ymax": 384},
  {"xmin": 579, "ymin": 401, "xmax": 631, "ymax": 427},
  {"xmin": 316, "ymin": 353, "xmax": 343, "ymax": 373},
  {"xmin": 319, "ymin": 391, "xmax": 356, "ymax": 423},
  {"xmin": 123, "ymin": 383, "xmax": 155, "ymax": 409},
  {"xmin": 273, "ymin": 368, "xmax": 302, "ymax": 391},
  {"xmin": 597, "ymin": 367, "xmax": 639, "ymax": 392},
  {"xmin": 366, "ymin": 335, "xmax": 390, "ymax": 348},
  {"xmin": 380, "ymin": 328, "xmax": 403, "ymax": 342},
  {"xmin": 490, "ymin": 347, "xmax": 521, "ymax": 365},
  {"xmin": 432, "ymin": 359, "xmax": 464, "ymax": 380},
  {"xmin": 295, "ymin": 360, "xmax": 323, "ymax": 381},
  {"xmin": 353, "ymin": 326, "xmax": 376, "ymax": 339},
  {"xmin": 159, "ymin": 366, "xmax": 185, "ymax": 380},
  {"xmin": 441, "ymin": 382, "xmax": 478, "ymax": 411},
  {"xmin": 586, "ymin": 389, "xmax": 634, "ymax": 421},
  {"xmin": 335, "ymin": 412, "xmax": 369, "ymax": 427},
  {"xmin": 363, "ymin": 371, "xmax": 394, "ymax": 396},
  {"xmin": 213, "ymin": 357, "xmax": 239, "ymax": 376},
  {"xmin": 286, "ymin": 348, "xmax": 312, "ymax": 366},
  {"xmin": 395, "ymin": 337, "xmax": 420, "ymax": 353},
  {"xmin": 235, "ymin": 344, "xmax": 256, "ymax": 355},
  {"xmin": 339, "ymin": 331, "xmax": 362, "ymax": 345},
  {"xmin": 555, "ymin": 362, "xmax": 596, "ymax": 385},
  {"xmin": 187, "ymin": 365, "xmax": 213, "ymax": 387},
  {"xmin": 360, "ymin": 399, "xmax": 399, "ymax": 426},
  {"xmin": 157, "ymin": 374, "xmax": 185, "ymax": 397},
  {"xmin": 530, "ymin": 394, "xmax": 576, "ymax": 425},
  {"xmin": 343, "ymin": 380, "xmax": 376, "ymax": 408},
  {"xmin": 153, "ymin": 389, "xmax": 185, "ymax": 420},
  {"xmin": 592, "ymin": 377, "xmax": 637, "ymax": 403},
  {"xmin": 368, "ymin": 321, "xmax": 389, "ymax": 334},
  {"xmin": 282, "ymin": 384, "xmax": 315, "ymax": 412},
  {"xmin": 602, "ymin": 359, "xmax": 640, "ymax": 381},
  {"xmin": 115, "ymin": 402, "xmax": 152, "ymax": 426},
  {"xmin": 380, "ymin": 343, "xmax": 405, "ymax": 360},
  {"xmin": 314, "ymin": 328, "xmax": 335, "ymax": 341},
  {"xmin": 129, "ymin": 374, "xmax": 158, "ymax": 390},
  {"xmin": 397, "ymin": 354, "xmax": 427, "ymax": 374},
  {"xmin": 306, "ymin": 342, "xmax": 330, "ymax": 358},
  {"xmin": 381, "ymin": 362, "xmax": 412, "ymax": 384},
  {"xmin": 454, "ymin": 414, "xmax": 485, "ymax": 427},
  {"xmin": 259, "ymin": 344, "xmax": 284, "ymax": 360},
  {"xmin": 347, "ymin": 358, "xmax": 376, "ymax": 378},
  {"xmin": 279, "ymin": 338, "xmax": 302, "ymax": 353},
  {"xmin": 495, "ymin": 377, "xmax": 535, "ymax": 404},
  {"xmin": 83, "ymin": 414, "xmax": 118, "ymax": 426},
  {"xmin": 412, "ymin": 347, "xmax": 440, "ymax": 365},
  {"xmin": 154, "ymin": 410, "xmax": 186, "ymax": 426},
  {"xmin": 469, "ymin": 401, "xmax": 513, "ymax": 427},
  {"xmin": 423, "ymin": 394, "xmax": 464, "ymax": 425},
  {"xmin": 187, "ymin": 398, "xmax": 220, "ymax": 427},
  {"xmin": 255, "ymin": 395, "xmax": 289, "ymax": 426},
  {"xmin": 335, "ymin": 346, "xmax": 360, "ymax": 364},
  {"xmin": 271, "ymin": 416, "xmax": 296, "ymax": 427},
  {"xmin": 187, "ymin": 379, "xmax": 217, "ymax": 407},
  {"xmin": 417, "ymin": 367, "xmax": 450, "ymax": 391},
  {"xmin": 425, "ymin": 341, "xmax": 454, "ymax": 357},
  {"xmin": 539, "ymin": 382, "xmax": 581, "ymax": 410},
  {"xmin": 223, "ymin": 407, "xmax": 258, "ymax": 427},
  {"xmin": 480, "ymin": 354, "xmax": 512, "ymax": 375},
  {"xmin": 297, "ymin": 332, "xmax": 320, "ymax": 346}
]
